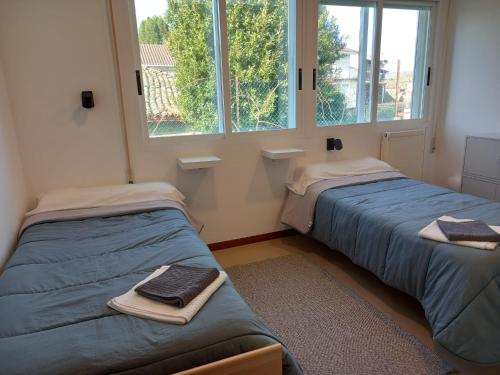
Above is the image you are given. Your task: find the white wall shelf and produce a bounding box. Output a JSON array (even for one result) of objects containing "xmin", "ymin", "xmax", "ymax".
[
  {"xmin": 262, "ymin": 148, "xmax": 305, "ymax": 160},
  {"xmin": 177, "ymin": 156, "xmax": 221, "ymax": 170}
]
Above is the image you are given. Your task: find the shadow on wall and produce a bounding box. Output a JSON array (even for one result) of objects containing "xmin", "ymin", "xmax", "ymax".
[
  {"xmin": 175, "ymin": 167, "xmax": 217, "ymax": 211},
  {"xmin": 246, "ymin": 157, "xmax": 290, "ymax": 202},
  {"xmin": 71, "ymin": 107, "xmax": 89, "ymax": 127}
]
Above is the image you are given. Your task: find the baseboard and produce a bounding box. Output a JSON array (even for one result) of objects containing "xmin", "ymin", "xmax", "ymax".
[{"xmin": 208, "ymin": 229, "xmax": 296, "ymax": 251}]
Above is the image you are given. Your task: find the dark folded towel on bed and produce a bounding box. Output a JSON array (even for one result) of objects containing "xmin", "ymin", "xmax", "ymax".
[
  {"xmin": 135, "ymin": 265, "xmax": 220, "ymax": 308},
  {"xmin": 437, "ymin": 219, "xmax": 500, "ymax": 242}
]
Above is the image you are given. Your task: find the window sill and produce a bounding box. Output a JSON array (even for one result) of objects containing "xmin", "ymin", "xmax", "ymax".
[{"xmin": 145, "ymin": 132, "xmax": 226, "ymax": 144}]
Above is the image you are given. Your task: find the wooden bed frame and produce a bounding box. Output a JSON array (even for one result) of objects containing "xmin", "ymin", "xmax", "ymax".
[{"xmin": 176, "ymin": 344, "xmax": 283, "ymax": 375}]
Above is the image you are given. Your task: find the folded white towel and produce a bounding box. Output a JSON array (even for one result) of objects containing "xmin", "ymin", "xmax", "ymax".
[
  {"xmin": 108, "ymin": 266, "xmax": 227, "ymax": 324},
  {"xmin": 419, "ymin": 216, "xmax": 500, "ymax": 250}
]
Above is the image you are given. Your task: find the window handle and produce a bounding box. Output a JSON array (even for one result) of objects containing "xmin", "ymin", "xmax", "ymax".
[
  {"xmin": 426, "ymin": 67, "xmax": 431, "ymax": 86},
  {"xmin": 298, "ymin": 68, "xmax": 302, "ymax": 91},
  {"xmin": 313, "ymin": 68, "xmax": 317, "ymax": 91},
  {"xmin": 136, "ymin": 70, "xmax": 143, "ymax": 96}
]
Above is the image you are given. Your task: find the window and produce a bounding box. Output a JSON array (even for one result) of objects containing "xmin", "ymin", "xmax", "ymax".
[
  {"xmin": 226, "ymin": 0, "xmax": 292, "ymax": 132},
  {"xmin": 133, "ymin": 0, "xmax": 294, "ymax": 137},
  {"xmin": 316, "ymin": 0, "xmax": 433, "ymax": 127},
  {"xmin": 115, "ymin": 0, "xmax": 438, "ymax": 138},
  {"xmin": 377, "ymin": 4, "xmax": 431, "ymax": 121},
  {"xmin": 135, "ymin": 0, "xmax": 222, "ymax": 137},
  {"xmin": 317, "ymin": 1, "xmax": 376, "ymax": 126}
]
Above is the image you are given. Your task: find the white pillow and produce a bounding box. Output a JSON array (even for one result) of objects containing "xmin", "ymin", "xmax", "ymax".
[
  {"xmin": 288, "ymin": 157, "xmax": 397, "ymax": 196},
  {"xmin": 27, "ymin": 182, "xmax": 185, "ymax": 216}
]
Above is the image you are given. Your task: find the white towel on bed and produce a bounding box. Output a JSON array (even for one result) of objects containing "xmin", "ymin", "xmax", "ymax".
[
  {"xmin": 418, "ymin": 216, "xmax": 500, "ymax": 250},
  {"xmin": 108, "ymin": 266, "xmax": 227, "ymax": 324}
]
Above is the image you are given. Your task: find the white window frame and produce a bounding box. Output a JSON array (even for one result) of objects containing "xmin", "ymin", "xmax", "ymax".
[
  {"xmin": 111, "ymin": 0, "xmax": 300, "ymax": 143},
  {"xmin": 110, "ymin": 0, "xmax": 446, "ymax": 145},
  {"xmin": 307, "ymin": 0, "xmax": 443, "ymax": 132}
]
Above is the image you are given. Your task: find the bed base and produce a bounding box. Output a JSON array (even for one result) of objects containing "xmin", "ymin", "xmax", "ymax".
[{"xmin": 176, "ymin": 343, "xmax": 283, "ymax": 375}]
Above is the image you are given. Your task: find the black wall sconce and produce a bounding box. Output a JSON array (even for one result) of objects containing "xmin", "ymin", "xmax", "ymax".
[
  {"xmin": 81, "ymin": 91, "xmax": 94, "ymax": 109},
  {"xmin": 326, "ymin": 138, "xmax": 343, "ymax": 151}
]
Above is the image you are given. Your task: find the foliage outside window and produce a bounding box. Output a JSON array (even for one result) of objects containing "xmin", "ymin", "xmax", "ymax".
[
  {"xmin": 226, "ymin": 0, "xmax": 289, "ymax": 132},
  {"xmin": 135, "ymin": 0, "xmax": 347, "ymax": 137},
  {"xmin": 134, "ymin": 0, "xmax": 433, "ymax": 137}
]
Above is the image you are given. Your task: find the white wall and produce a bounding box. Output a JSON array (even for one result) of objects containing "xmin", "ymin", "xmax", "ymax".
[
  {"xmin": 0, "ymin": 0, "xmax": 129, "ymax": 201},
  {"xmin": 0, "ymin": 0, "xmax": 441, "ymax": 245},
  {"xmin": 0, "ymin": 59, "xmax": 28, "ymax": 268},
  {"xmin": 111, "ymin": 0, "xmax": 437, "ymax": 244},
  {"xmin": 126, "ymin": 126, "xmax": 391, "ymax": 243},
  {"xmin": 433, "ymin": 0, "xmax": 500, "ymax": 187}
]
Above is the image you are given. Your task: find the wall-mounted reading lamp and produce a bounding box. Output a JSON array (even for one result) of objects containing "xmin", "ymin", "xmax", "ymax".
[
  {"xmin": 81, "ymin": 91, "xmax": 94, "ymax": 109},
  {"xmin": 326, "ymin": 138, "xmax": 343, "ymax": 151}
]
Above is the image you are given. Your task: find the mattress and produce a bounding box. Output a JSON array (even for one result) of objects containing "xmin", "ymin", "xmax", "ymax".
[
  {"xmin": 0, "ymin": 208, "xmax": 301, "ymax": 374},
  {"xmin": 311, "ymin": 178, "xmax": 500, "ymax": 364}
]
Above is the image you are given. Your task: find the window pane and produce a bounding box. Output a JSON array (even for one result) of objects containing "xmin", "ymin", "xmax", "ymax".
[
  {"xmin": 226, "ymin": 0, "xmax": 290, "ymax": 132},
  {"xmin": 377, "ymin": 6, "xmax": 431, "ymax": 122},
  {"xmin": 135, "ymin": 0, "xmax": 222, "ymax": 137},
  {"xmin": 317, "ymin": 2, "xmax": 375, "ymax": 126}
]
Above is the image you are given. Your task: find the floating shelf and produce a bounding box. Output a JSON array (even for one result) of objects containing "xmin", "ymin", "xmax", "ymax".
[
  {"xmin": 177, "ymin": 156, "xmax": 221, "ymax": 170},
  {"xmin": 262, "ymin": 148, "xmax": 305, "ymax": 160}
]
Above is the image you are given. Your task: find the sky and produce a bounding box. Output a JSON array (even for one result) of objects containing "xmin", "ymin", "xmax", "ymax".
[
  {"xmin": 135, "ymin": 0, "xmax": 167, "ymax": 27},
  {"xmin": 134, "ymin": 1, "xmax": 420, "ymax": 72},
  {"xmin": 332, "ymin": 5, "xmax": 419, "ymax": 72}
]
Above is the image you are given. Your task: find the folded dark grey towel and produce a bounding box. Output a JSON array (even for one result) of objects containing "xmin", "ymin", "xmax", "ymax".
[
  {"xmin": 135, "ymin": 265, "xmax": 220, "ymax": 308},
  {"xmin": 437, "ymin": 220, "xmax": 500, "ymax": 242}
]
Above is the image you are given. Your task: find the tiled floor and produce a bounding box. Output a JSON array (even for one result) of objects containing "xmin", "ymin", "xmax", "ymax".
[{"xmin": 214, "ymin": 235, "xmax": 499, "ymax": 375}]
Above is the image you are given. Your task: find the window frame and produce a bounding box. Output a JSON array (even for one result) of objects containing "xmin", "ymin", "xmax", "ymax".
[
  {"xmin": 311, "ymin": 0, "xmax": 440, "ymax": 130},
  {"xmin": 117, "ymin": 0, "xmax": 300, "ymax": 142},
  {"xmin": 110, "ymin": 0, "xmax": 446, "ymax": 144}
]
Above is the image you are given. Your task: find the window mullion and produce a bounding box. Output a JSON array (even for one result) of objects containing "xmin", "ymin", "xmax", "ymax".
[
  {"xmin": 288, "ymin": 0, "xmax": 298, "ymax": 129},
  {"xmin": 370, "ymin": 0, "xmax": 383, "ymax": 124},
  {"xmin": 215, "ymin": 0, "xmax": 232, "ymax": 137},
  {"xmin": 356, "ymin": 7, "xmax": 370, "ymax": 122},
  {"xmin": 410, "ymin": 9, "xmax": 430, "ymax": 118}
]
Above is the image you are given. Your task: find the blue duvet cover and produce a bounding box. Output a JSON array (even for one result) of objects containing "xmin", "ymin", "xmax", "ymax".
[
  {"xmin": 311, "ymin": 178, "xmax": 500, "ymax": 364},
  {"xmin": 0, "ymin": 208, "xmax": 301, "ymax": 374}
]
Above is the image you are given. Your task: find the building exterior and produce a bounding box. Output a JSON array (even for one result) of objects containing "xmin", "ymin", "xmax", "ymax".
[{"xmin": 139, "ymin": 44, "xmax": 180, "ymax": 128}]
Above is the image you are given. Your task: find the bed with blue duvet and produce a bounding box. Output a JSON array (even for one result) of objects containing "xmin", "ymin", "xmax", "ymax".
[
  {"xmin": 282, "ymin": 158, "xmax": 500, "ymax": 365},
  {"xmin": 0, "ymin": 183, "xmax": 301, "ymax": 375}
]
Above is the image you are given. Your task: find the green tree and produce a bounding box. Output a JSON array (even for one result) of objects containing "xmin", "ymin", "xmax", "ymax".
[
  {"xmin": 316, "ymin": 7, "xmax": 347, "ymax": 125},
  {"xmin": 164, "ymin": 0, "xmax": 346, "ymax": 132},
  {"xmin": 226, "ymin": 0, "xmax": 288, "ymax": 131},
  {"xmin": 165, "ymin": 1, "xmax": 219, "ymax": 132},
  {"xmin": 317, "ymin": 8, "xmax": 345, "ymax": 81},
  {"xmin": 139, "ymin": 16, "xmax": 168, "ymax": 44}
]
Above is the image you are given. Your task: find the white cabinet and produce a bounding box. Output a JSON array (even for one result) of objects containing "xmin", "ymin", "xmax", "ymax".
[
  {"xmin": 462, "ymin": 176, "xmax": 496, "ymax": 200},
  {"xmin": 462, "ymin": 134, "xmax": 500, "ymax": 200},
  {"xmin": 463, "ymin": 137, "xmax": 500, "ymax": 180}
]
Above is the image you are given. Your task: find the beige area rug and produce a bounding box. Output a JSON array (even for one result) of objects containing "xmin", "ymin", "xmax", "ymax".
[{"xmin": 227, "ymin": 255, "xmax": 454, "ymax": 375}]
